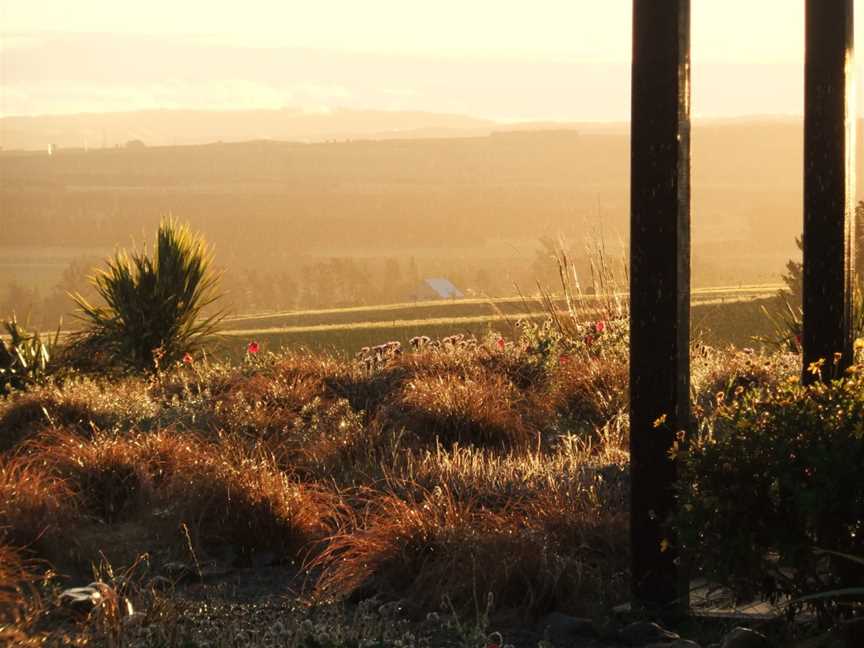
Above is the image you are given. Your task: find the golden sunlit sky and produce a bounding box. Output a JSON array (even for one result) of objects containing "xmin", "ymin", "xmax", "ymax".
[{"xmin": 1, "ymin": 0, "xmax": 863, "ymax": 119}]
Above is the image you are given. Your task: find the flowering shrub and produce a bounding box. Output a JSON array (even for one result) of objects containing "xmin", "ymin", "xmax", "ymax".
[{"xmin": 675, "ymin": 364, "xmax": 864, "ymax": 615}]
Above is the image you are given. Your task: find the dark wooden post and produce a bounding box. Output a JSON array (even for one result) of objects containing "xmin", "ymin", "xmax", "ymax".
[
  {"xmin": 630, "ymin": 0, "xmax": 691, "ymax": 612},
  {"xmin": 803, "ymin": 0, "xmax": 856, "ymax": 382}
]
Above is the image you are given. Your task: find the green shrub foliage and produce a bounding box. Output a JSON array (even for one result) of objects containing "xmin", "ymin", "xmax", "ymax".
[
  {"xmin": 675, "ymin": 359, "xmax": 864, "ymax": 614},
  {"xmin": 71, "ymin": 218, "xmax": 223, "ymax": 371}
]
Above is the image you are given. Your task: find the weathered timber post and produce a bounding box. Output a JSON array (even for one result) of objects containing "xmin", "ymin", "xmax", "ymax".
[
  {"xmin": 630, "ymin": 0, "xmax": 691, "ymax": 612},
  {"xmin": 803, "ymin": 0, "xmax": 856, "ymax": 382}
]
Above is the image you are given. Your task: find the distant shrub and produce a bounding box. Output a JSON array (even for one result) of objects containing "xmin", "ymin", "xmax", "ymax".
[
  {"xmin": 675, "ymin": 364, "xmax": 864, "ymax": 616},
  {"xmin": 71, "ymin": 218, "xmax": 224, "ymax": 371}
]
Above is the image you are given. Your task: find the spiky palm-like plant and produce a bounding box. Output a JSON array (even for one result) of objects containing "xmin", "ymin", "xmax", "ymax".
[{"xmin": 71, "ymin": 218, "xmax": 224, "ymax": 371}]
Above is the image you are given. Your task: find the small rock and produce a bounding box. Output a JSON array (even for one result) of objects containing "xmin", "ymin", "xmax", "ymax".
[
  {"xmin": 538, "ymin": 611, "xmax": 596, "ymax": 645},
  {"xmin": 720, "ymin": 627, "xmax": 773, "ymax": 648},
  {"xmin": 619, "ymin": 621, "xmax": 680, "ymax": 645}
]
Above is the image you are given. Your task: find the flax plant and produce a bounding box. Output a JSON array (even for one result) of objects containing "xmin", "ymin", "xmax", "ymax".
[{"xmin": 71, "ymin": 218, "xmax": 224, "ymax": 371}]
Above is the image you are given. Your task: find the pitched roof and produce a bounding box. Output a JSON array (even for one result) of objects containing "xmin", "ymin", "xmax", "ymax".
[{"xmin": 421, "ymin": 277, "xmax": 464, "ymax": 299}]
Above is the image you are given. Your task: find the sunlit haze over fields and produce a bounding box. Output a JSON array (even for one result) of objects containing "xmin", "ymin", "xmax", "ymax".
[{"xmin": 2, "ymin": 0, "xmax": 864, "ymax": 119}]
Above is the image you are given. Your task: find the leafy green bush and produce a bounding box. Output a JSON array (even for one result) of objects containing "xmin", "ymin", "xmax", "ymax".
[
  {"xmin": 0, "ymin": 317, "xmax": 59, "ymax": 395},
  {"xmin": 71, "ymin": 218, "xmax": 224, "ymax": 371},
  {"xmin": 675, "ymin": 363, "xmax": 864, "ymax": 615}
]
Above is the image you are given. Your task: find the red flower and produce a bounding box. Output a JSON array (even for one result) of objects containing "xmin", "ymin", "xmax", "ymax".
[
  {"xmin": 585, "ymin": 335, "xmax": 594, "ymax": 346},
  {"xmin": 496, "ymin": 337, "xmax": 505, "ymax": 350},
  {"xmin": 559, "ymin": 354, "xmax": 570, "ymax": 365},
  {"xmin": 182, "ymin": 352, "xmax": 194, "ymax": 365},
  {"xmin": 595, "ymin": 320, "xmax": 606, "ymax": 333},
  {"xmin": 247, "ymin": 341, "xmax": 260, "ymax": 355},
  {"xmin": 795, "ymin": 334, "xmax": 802, "ymax": 346}
]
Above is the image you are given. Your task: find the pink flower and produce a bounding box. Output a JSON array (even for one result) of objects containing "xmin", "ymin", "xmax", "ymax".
[
  {"xmin": 247, "ymin": 341, "xmax": 260, "ymax": 355},
  {"xmin": 496, "ymin": 337, "xmax": 505, "ymax": 350},
  {"xmin": 182, "ymin": 352, "xmax": 194, "ymax": 365},
  {"xmin": 595, "ymin": 320, "xmax": 606, "ymax": 333}
]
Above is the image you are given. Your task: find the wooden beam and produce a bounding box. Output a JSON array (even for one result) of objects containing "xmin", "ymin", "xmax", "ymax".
[
  {"xmin": 803, "ymin": 0, "xmax": 856, "ymax": 382},
  {"xmin": 630, "ymin": 0, "xmax": 691, "ymax": 612}
]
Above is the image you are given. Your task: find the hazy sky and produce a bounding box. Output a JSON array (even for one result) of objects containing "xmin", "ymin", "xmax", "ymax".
[{"xmin": 1, "ymin": 0, "xmax": 861, "ymax": 120}]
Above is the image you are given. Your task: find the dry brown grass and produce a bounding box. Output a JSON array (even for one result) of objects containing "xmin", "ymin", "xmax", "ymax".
[
  {"xmin": 382, "ymin": 370, "xmax": 540, "ymax": 451},
  {"xmin": 0, "ymin": 542, "xmax": 30, "ymax": 616},
  {"xmin": 0, "ymin": 454, "xmax": 74, "ymax": 550},
  {"xmin": 311, "ymin": 432, "xmax": 630, "ymax": 619},
  {"xmin": 26, "ymin": 429, "xmax": 155, "ymax": 523},
  {"xmin": 262, "ymin": 397, "xmax": 402, "ymax": 485},
  {"xmin": 312, "ymin": 471, "xmax": 628, "ymax": 620},
  {"xmin": 0, "ymin": 378, "xmax": 157, "ymax": 453},
  {"xmin": 14, "ymin": 427, "xmax": 335, "ymax": 568},
  {"xmin": 166, "ymin": 439, "xmax": 336, "ymax": 562},
  {"xmin": 0, "ymin": 339, "xmax": 645, "ymax": 638},
  {"xmin": 0, "ymin": 542, "xmax": 44, "ymax": 646},
  {"xmin": 549, "ymin": 354, "xmax": 629, "ymax": 430}
]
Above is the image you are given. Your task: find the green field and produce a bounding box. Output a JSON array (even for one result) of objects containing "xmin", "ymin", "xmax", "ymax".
[
  {"xmin": 221, "ymin": 283, "xmax": 783, "ymax": 332},
  {"xmin": 2, "ymin": 284, "xmax": 788, "ymax": 360},
  {"xmin": 217, "ymin": 284, "xmax": 787, "ymax": 359}
]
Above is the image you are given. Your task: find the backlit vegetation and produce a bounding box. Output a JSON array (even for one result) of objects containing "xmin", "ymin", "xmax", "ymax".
[{"xmin": 5, "ymin": 299, "xmax": 846, "ymax": 644}]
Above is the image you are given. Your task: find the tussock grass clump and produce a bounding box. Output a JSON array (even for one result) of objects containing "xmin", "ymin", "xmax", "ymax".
[
  {"xmin": 550, "ymin": 354, "xmax": 628, "ymax": 430},
  {"xmin": 26, "ymin": 429, "xmax": 155, "ymax": 523},
  {"xmin": 403, "ymin": 429, "xmax": 628, "ymax": 508},
  {"xmin": 20, "ymin": 427, "xmax": 333, "ymax": 564},
  {"xmin": 265, "ymin": 397, "xmax": 400, "ymax": 485},
  {"xmin": 0, "ymin": 542, "xmax": 41, "ymax": 646},
  {"xmin": 0, "ymin": 378, "xmax": 158, "ymax": 453},
  {"xmin": 326, "ymin": 363, "xmax": 408, "ymax": 415},
  {"xmin": 384, "ymin": 371, "xmax": 539, "ymax": 451},
  {"xmin": 313, "ymin": 474, "xmax": 628, "ymax": 619},
  {"xmin": 0, "ymin": 455, "xmax": 74, "ymax": 549},
  {"xmin": 213, "ymin": 371, "xmax": 330, "ymax": 440},
  {"xmin": 312, "ymin": 433, "xmax": 630, "ymax": 620},
  {"xmin": 166, "ymin": 441, "xmax": 334, "ymax": 562}
]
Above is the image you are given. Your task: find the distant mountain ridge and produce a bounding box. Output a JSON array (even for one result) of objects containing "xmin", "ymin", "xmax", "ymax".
[
  {"xmin": 0, "ymin": 108, "xmax": 498, "ymax": 151},
  {"xmin": 0, "ymin": 107, "xmax": 816, "ymax": 153}
]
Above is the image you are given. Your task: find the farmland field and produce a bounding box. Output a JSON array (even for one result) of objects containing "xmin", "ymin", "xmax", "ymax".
[{"xmin": 217, "ymin": 284, "xmax": 787, "ymax": 359}]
